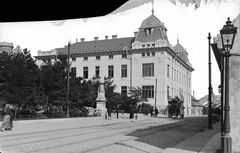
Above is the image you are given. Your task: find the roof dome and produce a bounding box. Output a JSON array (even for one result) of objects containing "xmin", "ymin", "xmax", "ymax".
[
  {"xmin": 173, "ymin": 41, "xmax": 187, "ymax": 54},
  {"xmin": 140, "ymin": 14, "xmax": 165, "ymax": 29}
]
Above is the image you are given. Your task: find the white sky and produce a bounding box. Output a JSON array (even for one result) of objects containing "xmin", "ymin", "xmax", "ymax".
[{"xmin": 0, "ymin": 0, "xmax": 239, "ymax": 99}]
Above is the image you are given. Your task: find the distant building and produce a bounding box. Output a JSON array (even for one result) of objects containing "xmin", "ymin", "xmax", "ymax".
[
  {"xmin": 34, "ymin": 12, "xmax": 194, "ymax": 115},
  {"xmin": 0, "ymin": 42, "xmax": 14, "ymax": 53}
]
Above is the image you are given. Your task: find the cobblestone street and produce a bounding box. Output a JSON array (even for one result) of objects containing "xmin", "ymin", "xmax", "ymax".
[{"xmin": 0, "ymin": 115, "xmax": 219, "ymax": 153}]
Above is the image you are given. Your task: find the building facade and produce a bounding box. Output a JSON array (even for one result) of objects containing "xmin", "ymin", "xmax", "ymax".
[
  {"xmin": 35, "ymin": 12, "xmax": 194, "ymax": 115},
  {"xmin": 0, "ymin": 42, "xmax": 13, "ymax": 53}
]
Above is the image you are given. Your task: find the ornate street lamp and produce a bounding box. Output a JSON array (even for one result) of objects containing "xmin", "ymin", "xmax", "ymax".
[
  {"xmin": 220, "ymin": 17, "xmax": 237, "ymax": 153},
  {"xmin": 207, "ymin": 32, "xmax": 213, "ymax": 129}
]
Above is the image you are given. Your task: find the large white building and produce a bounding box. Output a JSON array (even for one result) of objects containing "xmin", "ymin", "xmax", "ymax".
[{"xmin": 35, "ymin": 12, "xmax": 194, "ymax": 115}]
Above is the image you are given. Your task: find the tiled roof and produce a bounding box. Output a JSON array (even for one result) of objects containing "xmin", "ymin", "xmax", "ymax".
[
  {"xmin": 57, "ymin": 37, "xmax": 135, "ymax": 54},
  {"xmin": 172, "ymin": 42, "xmax": 187, "ymax": 54},
  {"xmin": 135, "ymin": 28, "xmax": 163, "ymax": 43},
  {"xmin": 172, "ymin": 42, "xmax": 193, "ymax": 68},
  {"xmin": 140, "ymin": 14, "xmax": 165, "ymax": 29}
]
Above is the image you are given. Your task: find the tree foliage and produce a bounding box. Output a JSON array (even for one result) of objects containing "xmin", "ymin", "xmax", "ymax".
[
  {"xmin": 0, "ymin": 49, "xmax": 40, "ymax": 106},
  {"xmin": 0, "ymin": 50, "xmax": 148, "ymax": 113}
]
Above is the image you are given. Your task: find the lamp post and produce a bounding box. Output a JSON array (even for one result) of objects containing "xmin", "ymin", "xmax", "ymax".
[
  {"xmin": 218, "ymin": 83, "xmax": 224, "ymax": 136},
  {"xmin": 66, "ymin": 42, "xmax": 71, "ymax": 118},
  {"xmin": 220, "ymin": 17, "xmax": 237, "ymax": 153},
  {"xmin": 208, "ymin": 32, "xmax": 213, "ymax": 129}
]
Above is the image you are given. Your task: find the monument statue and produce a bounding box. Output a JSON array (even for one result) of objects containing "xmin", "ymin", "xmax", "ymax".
[{"xmin": 95, "ymin": 77, "xmax": 107, "ymax": 119}]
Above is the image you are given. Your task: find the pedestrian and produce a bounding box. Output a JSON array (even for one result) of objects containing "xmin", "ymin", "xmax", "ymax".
[
  {"xmin": 107, "ymin": 106, "xmax": 111, "ymax": 120},
  {"xmin": 155, "ymin": 107, "xmax": 159, "ymax": 117},
  {"xmin": 129, "ymin": 107, "xmax": 134, "ymax": 119},
  {"xmin": 9, "ymin": 105, "xmax": 15, "ymax": 130},
  {"xmin": 150, "ymin": 106, "xmax": 153, "ymax": 117},
  {"xmin": 116, "ymin": 104, "xmax": 119, "ymax": 119},
  {"xmin": 134, "ymin": 107, "xmax": 138, "ymax": 120},
  {"xmin": 1, "ymin": 104, "xmax": 14, "ymax": 132}
]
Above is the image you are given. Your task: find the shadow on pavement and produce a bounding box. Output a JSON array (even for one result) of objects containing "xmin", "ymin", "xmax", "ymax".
[{"xmin": 126, "ymin": 116, "xmax": 219, "ymax": 152}]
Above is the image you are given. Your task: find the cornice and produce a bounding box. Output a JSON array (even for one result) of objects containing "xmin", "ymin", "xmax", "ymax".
[{"xmin": 34, "ymin": 46, "xmax": 194, "ymax": 71}]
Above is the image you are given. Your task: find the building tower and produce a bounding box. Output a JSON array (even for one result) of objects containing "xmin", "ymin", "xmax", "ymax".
[
  {"xmin": 132, "ymin": 8, "xmax": 169, "ymax": 49},
  {"xmin": 0, "ymin": 42, "xmax": 14, "ymax": 53}
]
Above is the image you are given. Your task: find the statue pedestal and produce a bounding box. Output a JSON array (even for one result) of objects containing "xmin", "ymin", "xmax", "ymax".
[
  {"xmin": 95, "ymin": 79, "xmax": 107, "ymax": 119},
  {"xmin": 96, "ymin": 101, "xmax": 107, "ymax": 119}
]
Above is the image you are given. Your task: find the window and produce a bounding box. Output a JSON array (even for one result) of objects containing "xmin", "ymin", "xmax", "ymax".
[
  {"xmin": 109, "ymin": 55, "xmax": 113, "ymax": 59},
  {"xmin": 142, "ymin": 45, "xmax": 145, "ymax": 48},
  {"xmin": 122, "ymin": 54, "xmax": 127, "ymax": 58},
  {"xmin": 180, "ymin": 72, "xmax": 181, "ymax": 84},
  {"xmin": 121, "ymin": 86, "xmax": 127, "ymax": 95},
  {"xmin": 83, "ymin": 57, "xmax": 88, "ymax": 61},
  {"xmin": 95, "ymin": 66, "xmax": 100, "ymax": 78},
  {"xmin": 177, "ymin": 71, "xmax": 178, "ymax": 82},
  {"xmin": 167, "ymin": 64, "xmax": 170, "ymax": 78},
  {"xmin": 142, "ymin": 63, "xmax": 154, "ymax": 77},
  {"xmin": 108, "ymin": 65, "xmax": 114, "ymax": 78},
  {"xmin": 151, "ymin": 52, "xmax": 155, "ymax": 56},
  {"xmin": 142, "ymin": 86, "xmax": 154, "ymax": 98},
  {"xmin": 167, "ymin": 86, "xmax": 170, "ymax": 99},
  {"xmin": 147, "ymin": 52, "xmax": 150, "ymax": 56},
  {"xmin": 172, "ymin": 68, "xmax": 173, "ymax": 80},
  {"xmin": 121, "ymin": 65, "xmax": 127, "ymax": 78},
  {"xmin": 152, "ymin": 44, "xmax": 155, "ymax": 47},
  {"xmin": 70, "ymin": 67, "xmax": 77, "ymax": 78},
  {"xmin": 182, "ymin": 74, "xmax": 184, "ymax": 85},
  {"xmin": 174, "ymin": 69, "xmax": 176, "ymax": 81},
  {"xmin": 96, "ymin": 56, "xmax": 100, "ymax": 60},
  {"xmin": 72, "ymin": 57, "xmax": 76, "ymax": 62},
  {"xmin": 145, "ymin": 28, "xmax": 153, "ymax": 35},
  {"xmin": 142, "ymin": 53, "xmax": 145, "ymax": 57},
  {"xmin": 83, "ymin": 67, "xmax": 88, "ymax": 79},
  {"xmin": 43, "ymin": 59, "xmax": 46, "ymax": 63}
]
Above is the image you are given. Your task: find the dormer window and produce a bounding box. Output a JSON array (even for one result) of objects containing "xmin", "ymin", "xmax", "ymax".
[{"xmin": 145, "ymin": 28, "xmax": 153, "ymax": 35}]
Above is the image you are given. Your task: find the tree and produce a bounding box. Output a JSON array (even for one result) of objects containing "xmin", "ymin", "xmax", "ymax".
[
  {"xmin": 119, "ymin": 86, "xmax": 148, "ymax": 113},
  {"xmin": 2, "ymin": 49, "xmax": 40, "ymax": 107},
  {"xmin": 104, "ymin": 78, "xmax": 121, "ymax": 109},
  {"xmin": 40, "ymin": 54, "xmax": 69, "ymax": 107}
]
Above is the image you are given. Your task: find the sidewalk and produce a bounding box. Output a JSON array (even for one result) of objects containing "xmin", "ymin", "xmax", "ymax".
[{"xmin": 163, "ymin": 122, "xmax": 221, "ymax": 153}]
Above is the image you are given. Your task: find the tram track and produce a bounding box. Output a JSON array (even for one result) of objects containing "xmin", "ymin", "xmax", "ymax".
[{"xmin": 1, "ymin": 119, "xmax": 164, "ymax": 153}]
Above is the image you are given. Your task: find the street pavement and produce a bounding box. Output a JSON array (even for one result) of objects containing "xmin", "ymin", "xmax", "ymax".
[{"xmin": 0, "ymin": 113, "xmax": 221, "ymax": 153}]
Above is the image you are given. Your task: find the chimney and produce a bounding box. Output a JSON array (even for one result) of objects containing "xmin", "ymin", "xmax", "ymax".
[
  {"xmin": 81, "ymin": 38, "xmax": 85, "ymax": 42},
  {"xmin": 76, "ymin": 38, "xmax": 78, "ymax": 42},
  {"xmin": 105, "ymin": 36, "xmax": 108, "ymax": 40},
  {"xmin": 193, "ymin": 91, "xmax": 195, "ymax": 98},
  {"xmin": 134, "ymin": 31, "xmax": 138, "ymax": 37},
  {"xmin": 112, "ymin": 35, "xmax": 117, "ymax": 39},
  {"xmin": 94, "ymin": 37, "xmax": 99, "ymax": 41}
]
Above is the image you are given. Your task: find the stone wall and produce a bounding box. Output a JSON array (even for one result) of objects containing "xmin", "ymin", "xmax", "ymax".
[{"xmin": 229, "ymin": 14, "xmax": 240, "ymax": 152}]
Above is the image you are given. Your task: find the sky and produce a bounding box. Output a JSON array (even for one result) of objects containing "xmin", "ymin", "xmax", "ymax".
[{"xmin": 0, "ymin": 0, "xmax": 239, "ymax": 99}]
